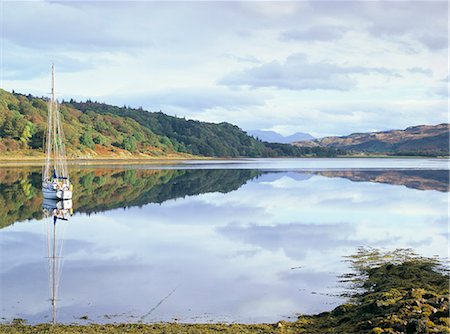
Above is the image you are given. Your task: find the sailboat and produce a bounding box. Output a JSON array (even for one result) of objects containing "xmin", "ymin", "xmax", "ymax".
[{"xmin": 42, "ymin": 65, "xmax": 73, "ymax": 200}]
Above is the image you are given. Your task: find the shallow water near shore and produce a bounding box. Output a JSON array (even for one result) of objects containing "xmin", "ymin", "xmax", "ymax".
[{"xmin": 0, "ymin": 158, "xmax": 448, "ymax": 324}]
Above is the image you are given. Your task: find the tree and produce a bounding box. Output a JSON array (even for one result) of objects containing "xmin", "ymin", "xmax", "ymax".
[
  {"xmin": 122, "ymin": 136, "xmax": 137, "ymax": 152},
  {"xmin": 80, "ymin": 130, "xmax": 95, "ymax": 149},
  {"xmin": 29, "ymin": 125, "xmax": 45, "ymax": 149},
  {"xmin": 93, "ymin": 134, "xmax": 108, "ymax": 146},
  {"xmin": 20, "ymin": 122, "xmax": 35, "ymax": 143}
]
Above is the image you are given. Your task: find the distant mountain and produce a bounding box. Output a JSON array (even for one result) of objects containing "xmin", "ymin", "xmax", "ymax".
[
  {"xmin": 248, "ymin": 130, "xmax": 314, "ymax": 143},
  {"xmin": 285, "ymin": 132, "xmax": 316, "ymax": 142},
  {"xmin": 293, "ymin": 124, "xmax": 449, "ymax": 156}
]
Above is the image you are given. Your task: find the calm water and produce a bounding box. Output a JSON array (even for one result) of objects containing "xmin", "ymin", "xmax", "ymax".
[{"xmin": 0, "ymin": 158, "xmax": 448, "ymax": 324}]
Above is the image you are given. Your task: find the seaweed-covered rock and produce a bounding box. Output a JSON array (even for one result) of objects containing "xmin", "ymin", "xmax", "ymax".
[{"xmin": 294, "ymin": 248, "xmax": 449, "ymax": 334}]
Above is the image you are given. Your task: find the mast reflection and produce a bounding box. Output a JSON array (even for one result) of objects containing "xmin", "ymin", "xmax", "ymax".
[{"xmin": 42, "ymin": 199, "xmax": 73, "ymax": 324}]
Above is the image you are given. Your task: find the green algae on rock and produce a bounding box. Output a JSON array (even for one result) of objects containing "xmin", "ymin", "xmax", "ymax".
[{"xmin": 295, "ymin": 248, "xmax": 450, "ymax": 333}]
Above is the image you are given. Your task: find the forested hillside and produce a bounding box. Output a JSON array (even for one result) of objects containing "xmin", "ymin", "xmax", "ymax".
[
  {"xmin": 0, "ymin": 89, "xmax": 177, "ymax": 157},
  {"xmin": 0, "ymin": 89, "xmax": 342, "ymax": 158},
  {"xmin": 67, "ymin": 100, "xmax": 340, "ymax": 157}
]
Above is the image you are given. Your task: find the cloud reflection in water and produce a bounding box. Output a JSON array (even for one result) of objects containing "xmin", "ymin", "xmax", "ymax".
[{"xmin": 0, "ymin": 169, "xmax": 447, "ymax": 324}]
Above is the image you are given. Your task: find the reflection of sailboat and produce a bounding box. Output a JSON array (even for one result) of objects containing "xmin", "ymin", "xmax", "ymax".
[
  {"xmin": 43, "ymin": 198, "xmax": 73, "ymax": 324},
  {"xmin": 42, "ymin": 64, "xmax": 73, "ymax": 200},
  {"xmin": 43, "ymin": 199, "xmax": 73, "ymax": 220}
]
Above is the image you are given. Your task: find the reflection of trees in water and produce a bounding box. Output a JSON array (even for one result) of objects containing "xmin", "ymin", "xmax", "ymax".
[
  {"xmin": 75, "ymin": 169, "xmax": 261, "ymax": 214},
  {"xmin": 0, "ymin": 169, "xmax": 43, "ymax": 227},
  {"xmin": 0, "ymin": 168, "xmax": 261, "ymax": 228},
  {"xmin": 1, "ymin": 168, "xmax": 448, "ymax": 228},
  {"xmin": 316, "ymin": 170, "xmax": 449, "ymax": 192}
]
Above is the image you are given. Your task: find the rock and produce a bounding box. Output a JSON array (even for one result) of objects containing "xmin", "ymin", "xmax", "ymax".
[
  {"xmin": 406, "ymin": 319, "xmax": 428, "ymax": 334},
  {"xmin": 423, "ymin": 293, "xmax": 436, "ymax": 300},
  {"xmin": 431, "ymin": 309, "xmax": 449, "ymax": 319},
  {"xmin": 332, "ymin": 304, "xmax": 353, "ymax": 316},
  {"xmin": 391, "ymin": 322, "xmax": 407, "ymax": 332}
]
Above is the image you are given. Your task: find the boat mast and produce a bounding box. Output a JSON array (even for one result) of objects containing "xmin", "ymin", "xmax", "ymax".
[
  {"xmin": 51, "ymin": 64, "xmax": 55, "ymax": 102},
  {"xmin": 51, "ymin": 64, "xmax": 56, "ymax": 178},
  {"xmin": 54, "ymin": 65, "xmax": 69, "ymax": 180},
  {"xmin": 43, "ymin": 64, "xmax": 69, "ymax": 182},
  {"xmin": 43, "ymin": 66, "xmax": 54, "ymax": 182}
]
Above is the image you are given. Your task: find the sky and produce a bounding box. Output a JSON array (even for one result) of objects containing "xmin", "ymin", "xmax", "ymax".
[{"xmin": 0, "ymin": 0, "xmax": 448, "ymax": 137}]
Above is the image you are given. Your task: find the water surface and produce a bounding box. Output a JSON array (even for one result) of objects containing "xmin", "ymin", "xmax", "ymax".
[{"xmin": 0, "ymin": 158, "xmax": 448, "ymax": 324}]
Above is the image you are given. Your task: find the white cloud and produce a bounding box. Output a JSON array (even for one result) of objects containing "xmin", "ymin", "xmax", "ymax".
[
  {"xmin": 106, "ymin": 87, "xmax": 269, "ymax": 114},
  {"xmin": 280, "ymin": 25, "xmax": 347, "ymax": 42},
  {"xmin": 219, "ymin": 53, "xmax": 401, "ymax": 91}
]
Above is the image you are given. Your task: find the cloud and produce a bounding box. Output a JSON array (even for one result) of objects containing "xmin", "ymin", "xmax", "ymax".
[
  {"xmin": 3, "ymin": 1, "xmax": 294, "ymax": 52},
  {"xmin": 220, "ymin": 53, "xmax": 400, "ymax": 91},
  {"xmin": 3, "ymin": 2, "xmax": 125, "ymax": 50},
  {"xmin": 308, "ymin": 1, "xmax": 448, "ymax": 51},
  {"xmin": 1, "ymin": 41, "xmax": 97, "ymax": 80},
  {"xmin": 280, "ymin": 26, "xmax": 347, "ymax": 42},
  {"xmin": 224, "ymin": 54, "xmax": 261, "ymax": 64},
  {"xmin": 107, "ymin": 87, "xmax": 269, "ymax": 113},
  {"xmin": 416, "ymin": 33, "xmax": 448, "ymax": 51},
  {"xmin": 429, "ymin": 85, "xmax": 448, "ymax": 98},
  {"xmin": 407, "ymin": 67, "xmax": 433, "ymax": 77},
  {"xmin": 3, "ymin": 2, "xmax": 186, "ymax": 51}
]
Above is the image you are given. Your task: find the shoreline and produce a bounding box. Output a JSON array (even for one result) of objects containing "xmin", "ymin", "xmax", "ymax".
[
  {"xmin": 0, "ymin": 155, "xmax": 448, "ymax": 167},
  {"xmin": 0, "ymin": 155, "xmax": 209, "ymax": 167}
]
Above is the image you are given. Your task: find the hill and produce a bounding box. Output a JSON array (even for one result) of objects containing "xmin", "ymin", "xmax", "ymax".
[
  {"xmin": 0, "ymin": 89, "xmax": 178, "ymax": 158},
  {"xmin": 67, "ymin": 100, "xmax": 337, "ymax": 157},
  {"xmin": 2, "ymin": 89, "xmax": 445, "ymax": 158},
  {"xmin": 293, "ymin": 124, "xmax": 449, "ymax": 156},
  {"xmin": 0, "ymin": 89, "xmax": 340, "ymax": 158},
  {"xmin": 248, "ymin": 130, "xmax": 314, "ymax": 143}
]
